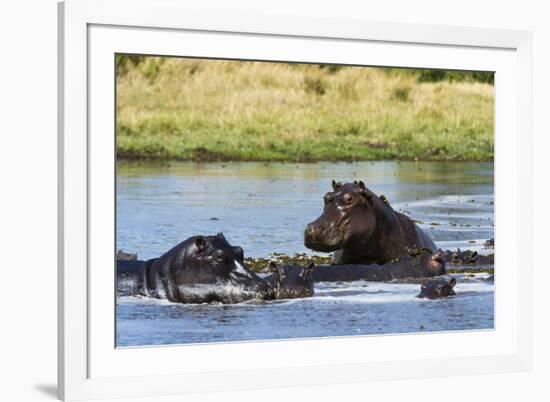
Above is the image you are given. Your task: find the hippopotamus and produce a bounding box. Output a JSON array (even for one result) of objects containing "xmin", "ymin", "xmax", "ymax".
[
  {"xmin": 416, "ymin": 277, "xmax": 457, "ymax": 299},
  {"xmin": 304, "ymin": 180, "xmax": 437, "ymax": 265},
  {"xmin": 275, "ymin": 249, "xmax": 446, "ymax": 283},
  {"xmin": 264, "ymin": 262, "xmax": 315, "ymax": 299},
  {"xmin": 117, "ymin": 233, "xmax": 268, "ymax": 304},
  {"xmin": 443, "ymin": 249, "xmax": 494, "ymax": 265}
]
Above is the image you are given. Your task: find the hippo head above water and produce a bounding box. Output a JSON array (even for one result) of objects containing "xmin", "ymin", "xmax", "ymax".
[
  {"xmin": 416, "ymin": 248, "xmax": 447, "ymax": 276},
  {"xmin": 143, "ymin": 233, "xmax": 268, "ymax": 304},
  {"xmin": 304, "ymin": 180, "xmax": 437, "ymax": 265},
  {"xmin": 266, "ymin": 262, "xmax": 315, "ymax": 299},
  {"xmin": 417, "ymin": 277, "xmax": 457, "ymax": 299},
  {"xmin": 305, "ymin": 180, "xmax": 376, "ymax": 253}
]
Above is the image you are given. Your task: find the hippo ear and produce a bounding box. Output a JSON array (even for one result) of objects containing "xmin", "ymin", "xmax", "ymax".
[
  {"xmin": 195, "ymin": 236, "xmax": 206, "ymax": 252},
  {"xmin": 363, "ymin": 193, "xmax": 374, "ymax": 206},
  {"xmin": 268, "ymin": 261, "xmax": 278, "ymax": 273},
  {"xmin": 357, "ymin": 181, "xmax": 371, "ymax": 204},
  {"xmin": 216, "ymin": 232, "xmax": 226, "ymax": 240},
  {"xmin": 300, "ymin": 262, "xmax": 315, "ymax": 279},
  {"xmin": 331, "ymin": 180, "xmax": 341, "ymax": 191},
  {"xmin": 269, "ymin": 261, "xmax": 285, "ymax": 279},
  {"xmin": 449, "ymin": 277, "xmax": 457, "ymax": 287}
]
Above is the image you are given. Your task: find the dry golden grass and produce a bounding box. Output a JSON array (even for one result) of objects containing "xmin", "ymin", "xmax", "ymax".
[{"xmin": 116, "ymin": 57, "xmax": 494, "ymax": 161}]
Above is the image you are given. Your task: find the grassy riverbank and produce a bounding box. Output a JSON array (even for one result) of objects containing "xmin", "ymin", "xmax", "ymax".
[{"xmin": 116, "ymin": 56, "xmax": 494, "ymax": 162}]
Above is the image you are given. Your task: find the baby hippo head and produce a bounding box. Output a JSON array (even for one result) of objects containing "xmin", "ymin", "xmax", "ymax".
[
  {"xmin": 267, "ymin": 262, "xmax": 315, "ymax": 299},
  {"xmin": 417, "ymin": 277, "xmax": 457, "ymax": 299},
  {"xmin": 174, "ymin": 233, "xmax": 268, "ymax": 303},
  {"xmin": 451, "ymin": 249, "xmax": 478, "ymax": 265}
]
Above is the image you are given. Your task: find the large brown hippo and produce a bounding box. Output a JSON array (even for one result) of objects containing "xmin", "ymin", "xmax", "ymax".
[{"xmin": 304, "ymin": 180, "xmax": 437, "ymax": 265}]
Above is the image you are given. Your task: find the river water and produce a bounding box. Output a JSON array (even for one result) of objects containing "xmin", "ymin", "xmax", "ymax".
[{"xmin": 116, "ymin": 161, "xmax": 494, "ymax": 347}]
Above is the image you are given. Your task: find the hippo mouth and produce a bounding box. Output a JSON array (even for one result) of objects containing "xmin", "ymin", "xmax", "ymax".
[
  {"xmin": 177, "ymin": 281, "xmax": 267, "ymax": 304},
  {"xmin": 304, "ymin": 222, "xmax": 344, "ymax": 252},
  {"xmin": 229, "ymin": 261, "xmax": 258, "ymax": 280},
  {"xmin": 175, "ymin": 260, "xmax": 269, "ymax": 304},
  {"xmin": 304, "ymin": 237, "xmax": 341, "ymax": 252}
]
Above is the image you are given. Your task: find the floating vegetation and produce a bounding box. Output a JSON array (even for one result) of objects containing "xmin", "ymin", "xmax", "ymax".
[
  {"xmin": 245, "ymin": 253, "xmax": 332, "ymax": 273},
  {"xmin": 407, "ymin": 247, "xmax": 433, "ymax": 257},
  {"xmin": 244, "ymin": 251, "xmax": 494, "ymax": 275},
  {"xmin": 447, "ymin": 267, "xmax": 494, "ymax": 274}
]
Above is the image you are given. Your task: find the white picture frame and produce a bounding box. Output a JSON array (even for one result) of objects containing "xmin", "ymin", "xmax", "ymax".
[{"xmin": 58, "ymin": 0, "xmax": 533, "ymax": 400}]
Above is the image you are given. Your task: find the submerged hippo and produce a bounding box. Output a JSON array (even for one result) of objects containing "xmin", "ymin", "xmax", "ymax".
[
  {"xmin": 444, "ymin": 249, "xmax": 494, "ymax": 265},
  {"xmin": 304, "ymin": 180, "xmax": 437, "ymax": 265},
  {"xmin": 264, "ymin": 262, "xmax": 315, "ymax": 299},
  {"xmin": 417, "ymin": 277, "xmax": 457, "ymax": 299},
  {"xmin": 117, "ymin": 233, "xmax": 268, "ymax": 304},
  {"xmin": 276, "ymin": 249, "xmax": 446, "ymax": 283}
]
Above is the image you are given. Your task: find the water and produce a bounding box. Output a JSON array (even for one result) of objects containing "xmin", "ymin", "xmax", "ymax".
[{"xmin": 116, "ymin": 161, "xmax": 494, "ymax": 347}]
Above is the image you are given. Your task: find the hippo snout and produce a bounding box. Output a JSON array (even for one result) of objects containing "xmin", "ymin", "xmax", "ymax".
[
  {"xmin": 304, "ymin": 221, "xmax": 342, "ymax": 252},
  {"xmin": 304, "ymin": 223, "xmax": 325, "ymax": 250},
  {"xmin": 305, "ymin": 223, "xmax": 321, "ymax": 240}
]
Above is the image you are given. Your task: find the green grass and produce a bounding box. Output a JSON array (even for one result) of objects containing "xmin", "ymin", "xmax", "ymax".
[{"xmin": 116, "ymin": 56, "xmax": 494, "ymax": 162}]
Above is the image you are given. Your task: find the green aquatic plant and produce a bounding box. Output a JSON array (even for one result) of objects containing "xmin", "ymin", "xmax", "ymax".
[{"xmin": 245, "ymin": 253, "xmax": 333, "ymax": 273}]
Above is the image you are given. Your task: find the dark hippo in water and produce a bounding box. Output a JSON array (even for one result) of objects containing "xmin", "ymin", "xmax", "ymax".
[
  {"xmin": 117, "ymin": 233, "xmax": 268, "ymax": 304},
  {"xmin": 304, "ymin": 180, "xmax": 437, "ymax": 265},
  {"xmin": 275, "ymin": 249, "xmax": 446, "ymax": 283},
  {"xmin": 417, "ymin": 277, "xmax": 457, "ymax": 299},
  {"xmin": 264, "ymin": 262, "xmax": 315, "ymax": 299},
  {"xmin": 444, "ymin": 249, "xmax": 494, "ymax": 265}
]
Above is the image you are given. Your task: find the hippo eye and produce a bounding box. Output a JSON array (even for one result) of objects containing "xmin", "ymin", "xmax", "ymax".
[
  {"xmin": 214, "ymin": 250, "xmax": 227, "ymax": 262},
  {"xmin": 324, "ymin": 193, "xmax": 335, "ymax": 205},
  {"xmin": 343, "ymin": 193, "xmax": 354, "ymax": 204}
]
